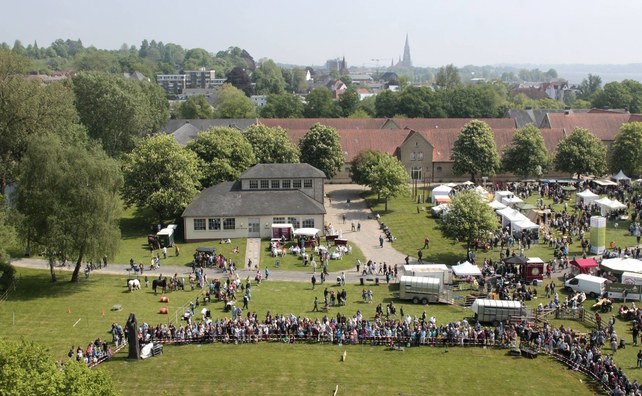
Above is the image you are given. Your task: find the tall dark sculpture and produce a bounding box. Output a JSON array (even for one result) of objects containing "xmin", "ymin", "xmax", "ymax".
[{"xmin": 126, "ymin": 313, "xmax": 140, "ymax": 359}]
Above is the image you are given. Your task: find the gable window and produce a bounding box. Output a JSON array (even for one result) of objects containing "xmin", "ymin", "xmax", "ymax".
[
  {"xmin": 418, "ymin": 151, "xmax": 424, "ymax": 160},
  {"xmin": 410, "ymin": 152, "xmax": 416, "ymax": 161},
  {"xmin": 223, "ymin": 218, "xmax": 236, "ymax": 230},
  {"xmin": 260, "ymin": 180, "xmax": 269, "ymax": 189},
  {"xmin": 282, "ymin": 180, "xmax": 291, "ymax": 189},
  {"xmin": 302, "ymin": 218, "xmax": 315, "ymax": 228},
  {"xmin": 293, "ymin": 179, "xmax": 302, "ymax": 188},
  {"xmin": 273, "ymin": 217, "xmax": 285, "ymax": 224},
  {"xmin": 249, "ymin": 180, "xmax": 258, "ymax": 189},
  {"xmin": 303, "ymin": 179, "xmax": 312, "ymax": 188},
  {"xmin": 271, "ymin": 180, "xmax": 280, "ymax": 189},
  {"xmin": 193, "ymin": 219, "xmax": 206, "ymax": 231},
  {"xmin": 208, "ymin": 218, "xmax": 220, "ymax": 230}
]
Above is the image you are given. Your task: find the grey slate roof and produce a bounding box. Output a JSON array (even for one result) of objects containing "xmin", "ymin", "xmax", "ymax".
[
  {"xmin": 162, "ymin": 119, "xmax": 258, "ymax": 135},
  {"xmin": 505, "ymin": 109, "xmax": 590, "ymax": 129},
  {"xmin": 240, "ymin": 163, "xmax": 326, "ymax": 179},
  {"xmin": 182, "ymin": 181, "xmax": 326, "ymax": 217}
]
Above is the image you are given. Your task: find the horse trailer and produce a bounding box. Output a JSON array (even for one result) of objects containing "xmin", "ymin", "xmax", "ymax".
[
  {"xmin": 157, "ymin": 224, "xmax": 178, "ymax": 247},
  {"xmin": 398, "ymin": 275, "xmax": 442, "ymax": 304},
  {"xmin": 471, "ymin": 299, "xmax": 525, "ymax": 325}
]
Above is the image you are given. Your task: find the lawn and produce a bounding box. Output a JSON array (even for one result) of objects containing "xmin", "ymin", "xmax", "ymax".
[
  {"xmin": 258, "ymin": 239, "xmax": 364, "ymax": 273},
  {"xmin": 366, "ymin": 188, "xmax": 638, "ymax": 265},
  {"xmin": 0, "ymin": 267, "xmax": 625, "ymax": 395}
]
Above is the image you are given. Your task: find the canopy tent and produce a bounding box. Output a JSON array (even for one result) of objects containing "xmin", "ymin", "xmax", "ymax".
[
  {"xmin": 504, "ymin": 255, "xmax": 527, "ymax": 265},
  {"xmin": 576, "ymin": 189, "xmax": 599, "ymax": 205},
  {"xmin": 497, "ymin": 208, "xmax": 528, "ymax": 227},
  {"xmin": 600, "ymin": 257, "xmax": 642, "ymax": 274},
  {"xmin": 474, "ymin": 185, "xmax": 491, "ymax": 201},
  {"xmin": 512, "ymin": 219, "xmax": 540, "ymax": 237},
  {"xmin": 594, "ymin": 179, "xmax": 618, "ymax": 187},
  {"xmin": 452, "ymin": 261, "xmax": 482, "ymax": 277},
  {"xmin": 494, "ymin": 191, "xmax": 513, "ymax": 202},
  {"xmin": 431, "ymin": 203, "xmax": 450, "ymax": 217},
  {"xmin": 570, "ymin": 258, "xmax": 599, "ymax": 275},
  {"xmin": 515, "ymin": 202, "xmax": 536, "ymax": 211},
  {"xmin": 293, "ymin": 228, "xmax": 321, "ymax": 237},
  {"xmin": 610, "ymin": 199, "xmax": 627, "ymax": 210},
  {"xmin": 488, "ymin": 200, "xmax": 507, "ymax": 210},
  {"xmin": 460, "ymin": 181, "xmax": 474, "ymax": 186},
  {"xmin": 561, "ymin": 185, "xmax": 576, "ymax": 192},
  {"xmin": 446, "ymin": 183, "xmax": 458, "ymax": 188},
  {"xmin": 272, "ymin": 223, "xmax": 294, "ymax": 240},
  {"xmin": 595, "ymin": 197, "xmax": 625, "ymax": 216},
  {"xmin": 431, "ymin": 185, "xmax": 452, "ymax": 204},
  {"xmin": 612, "ymin": 170, "xmax": 631, "ymax": 183},
  {"xmin": 502, "ymin": 196, "xmax": 523, "ymax": 206}
]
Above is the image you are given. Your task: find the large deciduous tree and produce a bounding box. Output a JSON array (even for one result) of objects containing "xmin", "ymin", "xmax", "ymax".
[
  {"xmin": 253, "ymin": 59, "xmax": 285, "ymax": 95},
  {"xmin": 451, "ymin": 120, "xmax": 500, "ymax": 181},
  {"xmin": 577, "ymin": 74, "xmax": 602, "ymax": 100},
  {"xmin": 299, "ymin": 123, "xmax": 344, "ymax": 179},
  {"xmin": 177, "ymin": 95, "xmax": 214, "ymax": 119},
  {"xmin": 214, "ymin": 83, "xmax": 257, "ymax": 119},
  {"xmin": 72, "ymin": 71, "xmax": 169, "ymax": 156},
  {"xmin": 501, "ymin": 124, "xmax": 550, "ymax": 178},
  {"xmin": 244, "ymin": 124, "xmax": 299, "ymax": 164},
  {"xmin": 122, "ymin": 134, "xmax": 201, "ymax": 223},
  {"xmin": 609, "ymin": 122, "xmax": 642, "ymax": 177},
  {"xmin": 554, "ymin": 127, "xmax": 607, "ymax": 177},
  {"xmin": 186, "ymin": 127, "xmax": 256, "ymax": 188},
  {"xmin": 260, "ymin": 92, "xmax": 304, "ymax": 118},
  {"xmin": 225, "ymin": 66, "xmax": 253, "ymax": 96},
  {"xmin": 0, "ymin": 340, "xmax": 118, "ymax": 395},
  {"xmin": 16, "ymin": 131, "xmax": 122, "ymax": 282},
  {"xmin": 439, "ymin": 190, "xmax": 499, "ymax": 249},
  {"xmin": 337, "ymin": 87, "xmax": 360, "ymax": 117},
  {"xmin": 434, "ymin": 64, "xmax": 461, "ymax": 90},
  {"xmin": 351, "ymin": 150, "xmax": 408, "ymax": 211},
  {"xmin": 304, "ymin": 88, "xmax": 340, "ymax": 118}
]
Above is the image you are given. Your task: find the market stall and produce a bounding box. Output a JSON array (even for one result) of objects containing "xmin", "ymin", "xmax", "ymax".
[
  {"xmin": 431, "ymin": 185, "xmax": 452, "ymax": 204},
  {"xmin": 576, "ymin": 189, "xmax": 599, "ymax": 205},
  {"xmin": 452, "ymin": 261, "xmax": 482, "ymax": 277},
  {"xmin": 600, "ymin": 257, "xmax": 642, "ymax": 275}
]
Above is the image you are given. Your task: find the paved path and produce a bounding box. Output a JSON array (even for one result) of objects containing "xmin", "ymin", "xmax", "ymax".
[
  {"xmin": 9, "ymin": 184, "xmax": 410, "ymax": 284},
  {"xmin": 244, "ymin": 238, "xmax": 261, "ymax": 269}
]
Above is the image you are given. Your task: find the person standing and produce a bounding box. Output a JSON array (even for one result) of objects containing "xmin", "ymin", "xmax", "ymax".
[
  {"xmin": 637, "ymin": 349, "xmax": 642, "ymax": 367},
  {"xmin": 357, "ymin": 222, "xmax": 361, "ymax": 231},
  {"xmin": 356, "ymin": 259, "xmax": 361, "ymax": 273},
  {"xmin": 423, "ymin": 236, "xmax": 430, "ymax": 249},
  {"xmin": 175, "ymin": 245, "xmax": 180, "ymax": 256},
  {"xmin": 417, "ymin": 249, "xmax": 423, "ymax": 264},
  {"xmin": 311, "ymin": 274, "xmax": 317, "ymax": 290},
  {"xmin": 264, "ymin": 267, "xmax": 270, "ymax": 280},
  {"xmin": 379, "ymin": 235, "xmax": 384, "ymax": 248},
  {"xmin": 313, "ymin": 297, "xmax": 319, "ymax": 312},
  {"xmin": 162, "ymin": 246, "xmax": 167, "ymax": 259}
]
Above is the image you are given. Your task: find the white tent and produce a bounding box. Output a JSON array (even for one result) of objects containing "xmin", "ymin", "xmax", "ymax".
[
  {"xmin": 494, "ymin": 191, "xmax": 513, "ymax": 202},
  {"xmin": 502, "ymin": 196, "xmax": 523, "ymax": 206},
  {"xmin": 595, "ymin": 197, "xmax": 625, "ymax": 216},
  {"xmin": 610, "ymin": 199, "xmax": 627, "ymax": 210},
  {"xmin": 431, "ymin": 185, "xmax": 452, "ymax": 204},
  {"xmin": 452, "ymin": 261, "xmax": 482, "ymax": 277},
  {"xmin": 474, "ymin": 185, "xmax": 490, "ymax": 201},
  {"xmin": 600, "ymin": 257, "xmax": 642, "ymax": 274},
  {"xmin": 512, "ymin": 219, "xmax": 540, "ymax": 237},
  {"xmin": 576, "ymin": 189, "xmax": 599, "ymax": 205},
  {"xmin": 431, "ymin": 203, "xmax": 450, "ymax": 217},
  {"xmin": 460, "ymin": 181, "xmax": 474, "ymax": 186},
  {"xmin": 293, "ymin": 228, "xmax": 321, "ymax": 237},
  {"xmin": 497, "ymin": 208, "xmax": 528, "ymax": 227},
  {"xmin": 612, "ymin": 170, "xmax": 631, "ymax": 183},
  {"xmin": 488, "ymin": 200, "xmax": 507, "ymax": 210}
]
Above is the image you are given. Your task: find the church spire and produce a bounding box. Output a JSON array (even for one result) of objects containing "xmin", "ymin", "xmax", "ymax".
[{"xmin": 402, "ymin": 34, "xmax": 412, "ymax": 67}]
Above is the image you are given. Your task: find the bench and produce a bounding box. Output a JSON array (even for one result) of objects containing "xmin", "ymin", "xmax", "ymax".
[
  {"xmin": 360, "ymin": 277, "xmax": 380, "ymax": 286},
  {"xmin": 520, "ymin": 348, "xmax": 538, "ymax": 359}
]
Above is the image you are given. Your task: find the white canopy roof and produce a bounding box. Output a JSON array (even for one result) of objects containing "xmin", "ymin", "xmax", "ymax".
[
  {"xmin": 488, "ymin": 200, "xmax": 507, "ymax": 210},
  {"xmin": 610, "ymin": 199, "xmax": 627, "ymax": 210},
  {"xmin": 594, "ymin": 179, "xmax": 618, "ymax": 186},
  {"xmin": 577, "ymin": 189, "xmax": 598, "ymax": 199},
  {"xmin": 293, "ymin": 228, "xmax": 320, "ymax": 237},
  {"xmin": 452, "ymin": 261, "xmax": 482, "ymax": 276},
  {"xmin": 513, "ymin": 219, "xmax": 540, "ymax": 231},
  {"xmin": 503, "ymin": 196, "xmax": 523, "ymax": 204},
  {"xmin": 613, "ymin": 170, "xmax": 631, "ymax": 182},
  {"xmin": 595, "ymin": 197, "xmax": 613, "ymax": 206},
  {"xmin": 432, "ymin": 185, "xmax": 452, "ymax": 193},
  {"xmin": 600, "ymin": 257, "xmax": 642, "ymax": 274}
]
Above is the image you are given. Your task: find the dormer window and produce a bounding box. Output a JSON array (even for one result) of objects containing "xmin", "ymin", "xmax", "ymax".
[
  {"xmin": 271, "ymin": 180, "xmax": 280, "ymax": 189},
  {"xmin": 303, "ymin": 179, "xmax": 313, "ymax": 188},
  {"xmin": 282, "ymin": 180, "xmax": 291, "ymax": 189},
  {"xmin": 260, "ymin": 180, "xmax": 269, "ymax": 189},
  {"xmin": 249, "ymin": 180, "xmax": 258, "ymax": 189}
]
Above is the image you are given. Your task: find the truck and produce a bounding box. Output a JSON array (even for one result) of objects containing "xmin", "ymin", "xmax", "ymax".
[
  {"xmin": 564, "ymin": 274, "xmax": 607, "ymax": 298},
  {"xmin": 402, "ymin": 264, "xmax": 453, "ymax": 285},
  {"xmin": 606, "ymin": 272, "xmax": 642, "ymax": 301},
  {"xmin": 471, "ymin": 299, "xmax": 525, "ymax": 325},
  {"xmin": 398, "ymin": 275, "xmax": 445, "ymax": 304}
]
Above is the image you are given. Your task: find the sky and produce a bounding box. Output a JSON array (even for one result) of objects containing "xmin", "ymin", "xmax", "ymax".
[{"xmin": 2, "ymin": 0, "xmax": 642, "ymax": 68}]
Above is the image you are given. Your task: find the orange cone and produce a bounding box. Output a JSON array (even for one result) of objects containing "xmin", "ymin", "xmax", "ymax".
[
  {"xmin": 67, "ymin": 307, "xmax": 71, "ymax": 314},
  {"xmin": 101, "ymin": 308, "xmax": 105, "ymax": 316}
]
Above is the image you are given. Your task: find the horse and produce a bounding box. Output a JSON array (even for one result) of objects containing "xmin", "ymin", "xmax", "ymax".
[
  {"xmin": 152, "ymin": 278, "xmax": 167, "ymax": 295},
  {"xmin": 127, "ymin": 279, "xmax": 141, "ymax": 292}
]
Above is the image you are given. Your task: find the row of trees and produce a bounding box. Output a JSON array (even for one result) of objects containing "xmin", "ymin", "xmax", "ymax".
[{"xmin": 451, "ymin": 120, "xmax": 642, "ymax": 181}]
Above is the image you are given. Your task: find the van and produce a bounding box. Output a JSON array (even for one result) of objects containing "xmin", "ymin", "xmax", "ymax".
[{"xmin": 564, "ymin": 274, "xmax": 607, "ymax": 298}]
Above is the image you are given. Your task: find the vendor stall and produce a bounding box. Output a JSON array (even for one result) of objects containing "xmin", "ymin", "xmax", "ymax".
[
  {"xmin": 600, "ymin": 257, "xmax": 642, "ymax": 275},
  {"xmin": 271, "ymin": 224, "xmax": 294, "ymax": 240},
  {"xmin": 431, "ymin": 185, "xmax": 452, "ymax": 204},
  {"xmin": 570, "ymin": 258, "xmax": 599, "ymax": 276},
  {"xmin": 576, "ymin": 189, "xmax": 599, "ymax": 205},
  {"xmin": 452, "ymin": 261, "xmax": 482, "ymax": 277}
]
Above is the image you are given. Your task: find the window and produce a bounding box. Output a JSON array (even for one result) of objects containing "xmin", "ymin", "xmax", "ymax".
[
  {"xmin": 303, "ymin": 179, "xmax": 312, "ymax": 188},
  {"xmin": 272, "ymin": 217, "xmax": 285, "ymax": 224},
  {"xmin": 418, "ymin": 151, "xmax": 424, "ymax": 160},
  {"xmin": 288, "ymin": 217, "xmax": 300, "ymax": 229},
  {"xmin": 302, "ymin": 218, "xmax": 315, "ymax": 228},
  {"xmin": 436, "ymin": 166, "xmax": 442, "ymax": 172},
  {"xmin": 260, "ymin": 180, "xmax": 269, "ymax": 189},
  {"xmin": 282, "ymin": 180, "xmax": 291, "ymax": 189},
  {"xmin": 410, "ymin": 152, "xmax": 416, "ymax": 161},
  {"xmin": 411, "ymin": 167, "xmax": 422, "ymax": 181},
  {"xmin": 271, "ymin": 180, "xmax": 280, "ymax": 189},
  {"xmin": 249, "ymin": 180, "xmax": 258, "ymax": 189},
  {"xmin": 293, "ymin": 179, "xmax": 302, "ymax": 188},
  {"xmin": 223, "ymin": 218, "xmax": 236, "ymax": 230},
  {"xmin": 415, "ymin": 141, "xmax": 419, "ymax": 147},
  {"xmin": 208, "ymin": 218, "xmax": 220, "ymax": 230},
  {"xmin": 193, "ymin": 219, "xmax": 206, "ymax": 231}
]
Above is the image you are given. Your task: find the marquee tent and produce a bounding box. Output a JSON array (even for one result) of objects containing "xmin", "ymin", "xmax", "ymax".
[
  {"xmin": 431, "ymin": 185, "xmax": 452, "ymax": 204},
  {"xmin": 600, "ymin": 257, "xmax": 642, "ymax": 274},
  {"xmin": 488, "ymin": 200, "xmax": 507, "ymax": 210},
  {"xmin": 595, "ymin": 197, "xmax": 625, "ymax": 216},
  {"xmin": 497, "ymin": 208, "xmax": 528, "ymax": 227},
  {"xmin": 594, "ymin": 179, "xmax": 618, "ymax": 187},
  {"xmin": 512, "ymin": 219, "xmax": 540, "ymax": 237},
  {"xmin": 612, "ymin": 170, "xmax": 631, "ymax": 183},
  {"xmin": 576, "ymin": 189, "xmax": 599, "ymax": 205},
  {"xmin": 494, "ymin": 191, "xmax": 513, "ymax": 202},
  {"xmin": 452, "ymin": 261, "xmax": 482, "ymax": 277},
  {"xmin": 502, "ymin": 196, "xmax": 524, "ymax": 206},
  {"xmin": 293, "ymin": 228, "xmax": 321, "ymax": 237}
]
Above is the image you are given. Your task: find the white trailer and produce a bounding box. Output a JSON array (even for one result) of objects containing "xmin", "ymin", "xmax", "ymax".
[
  {"xmin": 471, "ymin": 299, "xmax": 525, "ymax": 325},
  {"xmin": 399, "ymin": 276, "xmax": 442, "ymax": 304},
  {"xmin": 157, "ymin": 224, "xmax": 178, "ymax": 247},
  {"xmin": 402, "ymin": 264, "xmax": 453, "ymax": 285},
  {"xmin": 607, "ymin": 272, "xmax": 642, "ymax": 301}
]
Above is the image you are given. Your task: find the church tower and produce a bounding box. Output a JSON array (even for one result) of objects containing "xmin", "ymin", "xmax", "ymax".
[{"xmin": 401, "ymin": 34, "xmax": 412, "ymax": 67}]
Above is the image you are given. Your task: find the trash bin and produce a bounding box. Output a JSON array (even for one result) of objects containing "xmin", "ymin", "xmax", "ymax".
[{"xmin": 360, "ymin": 278, "xmax": 364, "ymax": 285}]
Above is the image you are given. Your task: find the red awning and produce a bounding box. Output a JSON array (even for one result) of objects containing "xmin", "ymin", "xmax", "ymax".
[{"xmin": 571, "ymin": 258, "xmax": 598, "ymax": 269}]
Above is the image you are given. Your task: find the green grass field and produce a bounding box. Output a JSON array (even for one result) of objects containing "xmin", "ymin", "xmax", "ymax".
[{"xmin": 0, "ymin": 267, "xmax": 624, "ymax": 395}]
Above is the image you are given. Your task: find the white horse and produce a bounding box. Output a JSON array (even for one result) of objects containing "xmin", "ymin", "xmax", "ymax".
[{"xmin": 128, "ymin": 279, "xmax": 141, "ymax": 292}]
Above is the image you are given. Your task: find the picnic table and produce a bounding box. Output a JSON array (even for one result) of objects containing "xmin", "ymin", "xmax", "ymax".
[{"xmin": 592, "ymin": 298, "xmax": 612, "ymax": 310}]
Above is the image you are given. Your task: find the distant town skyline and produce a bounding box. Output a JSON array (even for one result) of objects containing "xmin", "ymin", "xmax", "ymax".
[{"xmin": 3, "ymin": 0, "xmax": 642, "ymax": 68}]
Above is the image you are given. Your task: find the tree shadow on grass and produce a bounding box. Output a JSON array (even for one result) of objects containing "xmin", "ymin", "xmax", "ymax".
[
  {"xmin": 423, "ymin": 251, "xmax": 465, "ymax": 266},
  {"xmin": 7, "ymin": 270, "xmax": 97, "ymax": 301}
]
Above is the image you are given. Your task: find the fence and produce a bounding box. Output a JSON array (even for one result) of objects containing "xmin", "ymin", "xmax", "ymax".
[{"xmin": 0, "ymin": 277, "xmax": 19, "ymax": 304}]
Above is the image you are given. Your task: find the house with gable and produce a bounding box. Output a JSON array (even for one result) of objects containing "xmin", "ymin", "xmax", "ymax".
[{"xmin": 182, "ymin": 163, "xmax": 326, "ymax": 242}]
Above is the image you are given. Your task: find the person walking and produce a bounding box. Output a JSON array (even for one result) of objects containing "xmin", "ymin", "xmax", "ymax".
[
  {"xmin": 311, "ymin": 274, "xmax": 317, "ymax": 290},
  {"xmin": 417, "ymin": 249, "xmax": 423, "ymax": 264},
  {"xmin": 162, "ymin": 246, "xmax": 167, "ymax": 259},
  {"xmin": 423, "ymin": 236, "xmax": 430, "ymax": 249},
  {"xmin": 313, "ymin": 297, "xmax": 319, "ymax": 312},
  {"xmin": 264, "ymin": 267, "xmax": 270, "ymax": 280},
  {"xmin": 379, "ymin": 235, "xmax": 384, "ymax": 248}
]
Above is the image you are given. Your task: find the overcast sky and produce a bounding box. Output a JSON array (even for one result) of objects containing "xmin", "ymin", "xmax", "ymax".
[{"xmin": 2, "ymin": 0, "xmax": 641, "ymax": 68}]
